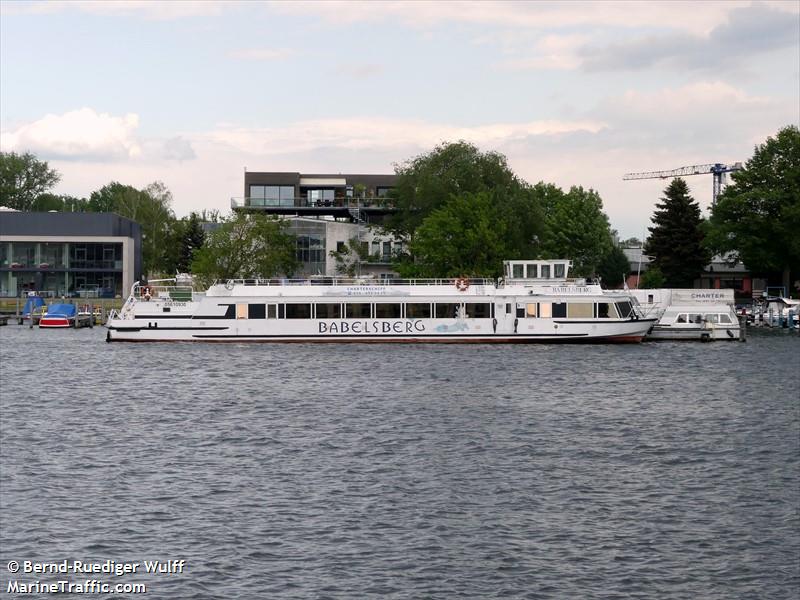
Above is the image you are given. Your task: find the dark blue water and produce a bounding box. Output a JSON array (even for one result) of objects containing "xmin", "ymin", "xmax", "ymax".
[{"xmin": 1, "ymin": 326, "xmax": 798, "ymax": 599}]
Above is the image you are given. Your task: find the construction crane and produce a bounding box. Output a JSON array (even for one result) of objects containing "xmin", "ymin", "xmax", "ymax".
[{"xmin": 623, "ymin": 162, "xmax": 743, "ymax": 205}]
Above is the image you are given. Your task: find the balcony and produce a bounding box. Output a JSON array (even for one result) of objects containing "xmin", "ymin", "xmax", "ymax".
[{"xmin": 231, "ymin": 196, "xmax": 393, "ymax": 210}]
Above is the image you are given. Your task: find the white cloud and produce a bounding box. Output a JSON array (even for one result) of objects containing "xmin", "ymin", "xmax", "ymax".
[
  {"xmin": 1, "ymin": 108, "xmax": 198, "ymax": 162},
  {"xmin": 497, "ymin": 34, "xmax": 589, "ymax": 71},
  {"xmin": 267, "ymin": 1, "xmax": 796, "ymax": 37},
  {"xmin": 2, "ymin": 0, "xmax": 227, "ymax": 20},
  {"xmin": 1, "ymin": 108, "xmax": 142, "ymax": 160},
  {"xmin": 201, "ymin": 117, "xmax": 608, "ymax": 156},
  {"xmin": 227, "ymin": 48, "xmax": 295, "ymax": 61}
]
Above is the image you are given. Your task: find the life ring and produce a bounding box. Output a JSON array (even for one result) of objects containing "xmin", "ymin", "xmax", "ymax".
[
  {"xmin": 455, "ymin": 277, "xmax": 470, "ymax": 292},
  {"xmin": 225, "ymin": 280, "xmax": 234, "ymax": 291}
]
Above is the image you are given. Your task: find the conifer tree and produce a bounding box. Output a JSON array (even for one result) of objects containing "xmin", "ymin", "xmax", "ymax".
[{"xmin": 644, "ymin": 178, "xmax": 710, "ymax": 287}]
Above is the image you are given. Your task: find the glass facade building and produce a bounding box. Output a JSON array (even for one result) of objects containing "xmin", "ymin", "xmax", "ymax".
[{"xmin": 0, "ymin": 212, "xmax": 141, "ymax": 298}]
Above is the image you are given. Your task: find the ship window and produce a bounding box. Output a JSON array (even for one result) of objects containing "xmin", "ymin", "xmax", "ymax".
[
  {"xmin": 268, "ymin": 305, "xmax": 277, "ymax": 319},
  {"xmin": 316, "ymin": 303, "xmax": 341, "ymax": 319},
  {"xmin": 690, "ymin": 313, "xmax": 703, "ymax": 324},
  {"xmin": 554, "ymin": 263, "xmax": 565, "ymax": 278},
  {"xmin": 250, "ymin": 304, "xmax": 266, "ymax": 319},
  {"xmin": 467, "ymin": 303, "xmax": 491, "ymax": 318},
  {"xmin": 526, "ymin": 303, "xmax": 537, "ymax": 317},
  {"xmin": 375, "ymin": 303, "xmax": 401, "ymax": 318},
  {"xmin": 163, "ymin": 307, "xmax": 171, "ymax": 313},
  {"xmin": 719, "ymin": 314, "xmax": 733, "ymax": 324},
  {"xmin": 285, "ymin": 303, "xmax": 311, "ymax": 319},
  {"xmin": 526, "ymin": 264, "xmax": 538, "ymax": 279},
  {"xmin": 236, "ymin": 304, "xmax": 248, "ymax": 319},
  {"xmin": 541, "ymin": 265, "xmax": 551, "ymax": 278},
  {"xmin": 567, "ymin": 303, "xmax": 593, "ymax": 318},
  {"xmin": 552, "ymin": 303, "xmax": 567, "ymax": 318},
  {"xmin": 676, "ymin": 314, "xmax": 687, "ymax": 323},
  {"xmin": 616, "ymin": 301, "xmax": 633, "ymax": 318},
  {"xmin": 705, "ymin": 313, "xmax": 719, "ymax": 324},
  {"xmin": 345, "ymin": 303, "xmax": 371, "ymax": 318},
  {"xmin": 220, "ymin": 304, "xmax": 236, "ymax": 319},
  {"xmin": 278, "ymin": 304, "xmax": 285, "ymax": 319},
  {"xmin": 506, "ymin": 303, "xmax": 512, "ymax": 314},
  {"xmin": 406, "ymin": 303, "xmax": 431, "ymax": 318},
  {"xmin": 517, "ymin": 305, "xmax": 525, "ymax": 318},
  {"xmin": 539, "ymin": 302, "xmax": 552, "ymax": 318},
  {"xmin": 512, "ymin": 264, "xmax": 524, "ymax": 278},
  {"xmin": 435, "ymin": 303, "xmax": 461, "ymax": 318},
  {"xmin": 597, "ymin": 303, "xmax": 619, "ymax": 318}
]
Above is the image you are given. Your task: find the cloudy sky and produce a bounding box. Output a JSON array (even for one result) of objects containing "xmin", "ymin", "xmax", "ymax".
[{"xmin": 1, "ymin": 0, "xmax": 798, "ymax": 236}]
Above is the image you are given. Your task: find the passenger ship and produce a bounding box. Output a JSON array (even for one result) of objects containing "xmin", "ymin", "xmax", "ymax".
[{"xmin": 106, "ymin": 260, "xmax": 656, "ymax": 343}]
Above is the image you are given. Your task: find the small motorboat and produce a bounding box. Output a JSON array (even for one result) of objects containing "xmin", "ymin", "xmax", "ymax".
[{"xmin": 39, "ymin": 303, "xmax": 78, "ymax": 328}]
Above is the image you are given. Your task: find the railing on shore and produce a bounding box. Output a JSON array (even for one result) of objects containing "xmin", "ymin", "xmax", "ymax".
[
  {"xmin": 0, "ymin": 296, "xmax": 125, "ymax": 326},
  {"xmin": 230, "ymin": 197, "xmax": 392, "ymax": 210}
]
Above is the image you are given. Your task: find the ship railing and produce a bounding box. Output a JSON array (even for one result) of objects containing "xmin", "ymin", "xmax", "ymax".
[
  {"xmin": 217, "ymin": 277, "xmax": 497, "ymax": 287},
  {"xmin": 133, "ymin": 281, "xmax": 194, "ymax": 302}
]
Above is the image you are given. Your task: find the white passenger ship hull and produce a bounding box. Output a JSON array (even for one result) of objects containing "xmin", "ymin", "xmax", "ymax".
[{"xmin": 107, "ymin": 273, "xmax": 655, "ymax": 344}]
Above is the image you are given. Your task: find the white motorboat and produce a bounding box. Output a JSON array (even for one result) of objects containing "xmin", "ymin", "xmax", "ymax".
[{"xmin": 628, "ymin": 289, "xmax": 741, "ymax": 341}]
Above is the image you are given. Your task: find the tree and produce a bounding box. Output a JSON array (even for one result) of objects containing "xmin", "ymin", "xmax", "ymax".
[
  {"xmin": 190, "ymin": 212, "xmax": 298, "ymax": 286},
  {"xmin": 168, "ymin": 212, "xmax": 206, "ymax": 274},
  {"xmin": 539, "ymin": 185, "xmax": 614, "ymax": 276},
  {"xmin": 383, "ymin": 141, "xmax": 527, "ymax": 240},
  {"xmin": 596, "ymin": 245, "xmax": 631, "ymax": 288},
  {"xmin": 644, "ymin": 178, "xmax": 710, "ymax": 287},
  {"xmin": 639, "ymin": 266, "xmax": 666, "ymax": 289},
  {"xmin": 30, "ymin": 193, "xmax": 89, "ymax": 212},
  {"xmin": 398, "ymin": 191, "xmax": 516, "ymax": 278},
  {"xmin": 329, "ymin": 236, "xmax": 372, "ymax": 277},
  {"xmin": 708, "ymin": 125, "xmax": 800, "ymax": 290},
  {"xmin": 0, "ymin": 151, "xmax": 61, "ymax": 210},
  {"xmin": 88, "ymin": 181, "xmax": 177, "ymax": 275}
]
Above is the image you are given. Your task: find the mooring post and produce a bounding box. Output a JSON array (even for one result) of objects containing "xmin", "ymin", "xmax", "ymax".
[{"xmin": 739, "ymin": 315, "xmax": 747, "ymax": 342}]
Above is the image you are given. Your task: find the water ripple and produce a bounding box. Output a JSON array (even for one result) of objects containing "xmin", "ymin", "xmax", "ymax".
[{"xmin": 1, "ymin": 327, "xmax": 798, "ymax": 599}]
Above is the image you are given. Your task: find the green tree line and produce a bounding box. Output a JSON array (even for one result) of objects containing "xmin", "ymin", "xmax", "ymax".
[
  {"xmin": 641, "ymin": 125, "xmax": 799, "ymax": 292},
  {"xmin": 4, "ymin": 125, "xmax": 796, "ymax": 291}
]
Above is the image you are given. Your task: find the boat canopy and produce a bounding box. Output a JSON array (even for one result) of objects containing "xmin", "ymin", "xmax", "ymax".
[
  {"xmin": 22, "ymin": 296, "xmax": 46, "ymax": 316},
  {"xmin": 45, "ymin": 303, "xmax": 77, "ymax": 317}
]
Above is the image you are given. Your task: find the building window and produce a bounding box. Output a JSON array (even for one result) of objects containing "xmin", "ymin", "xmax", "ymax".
[
  {"xmin": 249, "ymin": 185, "xmax": 294, "ymax": 207},
  {"xmin": 307, "ymin": 189, "xmax": 335, "ymax": 206},
  {"xmin": 376, "ymin": 187, "xmax": 393, "ymax": 197},
  {"xmin": 336, "ymin": 241, "xmax": 346, "ymax": 253}
]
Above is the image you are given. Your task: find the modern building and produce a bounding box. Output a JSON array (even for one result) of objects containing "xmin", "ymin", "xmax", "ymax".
[
  {"xmin": 0, "ymin": 210, "xmax": 142, "ymax": 298},
  {"xmin": 234, "ymin": 171, "xmax": 397, "ymax": 225},
  {"xmin": 233, "ymin": 171, "xmax": 401, "ymax": 277}
]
